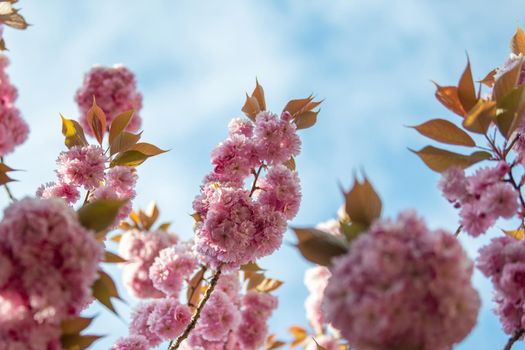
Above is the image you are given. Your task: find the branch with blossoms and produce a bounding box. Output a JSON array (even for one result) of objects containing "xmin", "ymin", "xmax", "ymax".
[
  {"xmin": 109, "ymin": 81, "xmax": 322, "ymax": 350},
  {"xmin": 409, "ymin": 27, "xmax": 525, "ymax": 349},
  {"xmin": 291, "ymin": 177, "xmax": 480, "ymax": 350}
]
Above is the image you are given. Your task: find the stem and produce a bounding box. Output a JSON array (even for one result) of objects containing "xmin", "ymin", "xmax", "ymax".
[
  {"xmin": 249, "ymin": 164, "xmax": 264, "ymax": 197},
  {"xmin": 504, "ymin": 329, "xmax": 524, "ymax": 350},
  {"xmin": 454, "ymin": 225, "xmax": 463, "ymax": 237},
  {"xmin": 168, "ymin": 267, "xmax": 223, "ymax": 350},
  {"xmin": 82, "ymin": 190, "xmax": 92, "ymax": 206}
]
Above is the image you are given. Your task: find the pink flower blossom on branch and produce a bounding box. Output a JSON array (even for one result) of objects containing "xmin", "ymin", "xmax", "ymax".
[
  {"xmin": 324, "ymin": 211, "xmax": 480, "ymax": 350},
  {"xmin": 75, "ymin": 65, "xmax": 142, "ymax": 136}
]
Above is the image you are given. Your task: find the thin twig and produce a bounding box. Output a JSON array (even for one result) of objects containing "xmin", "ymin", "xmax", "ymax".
[
  {"xmin": 249, "ymin": 164, "xmax": 264, "ymax": 197},
  {"xmin": 168, "ymin": 267, "xmax": 223, "ymax": 350},
  {"xmin": 504, "ymin": 329, "xmax": 524, "ymax": 350}
]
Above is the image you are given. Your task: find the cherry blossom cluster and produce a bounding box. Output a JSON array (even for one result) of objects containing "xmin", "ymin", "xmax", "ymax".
[
  {"xmin": 0, "ymin": 198, "xmax": 102, "ymax": 349},
  {"xmin": 118, "ymin": 229, "xmax": 181, "ymax": 299},
  {"xmin": 112, "ymin": 297, "xmax": 192, "ymax": 350},
  {"xmin": 75, "ymin": 65, "xmax": 142, "ymax": 135},
  {"xmin": 304, "ymin": 266, "xmax": 331, "ymax": 336},
  {"xmin": 183, "ymin": 274, "xmax": 278, "ymax": 350},
  {"xmin": 439, "ymin": 163, "xmax": 518, "ymax": 236},
  {"xmin": 323, "ymin": 211, "xmax": 480, "ymax": 350},
  {"xmin": 192, "ymin": 111, "xmax": 302, "ymax": 269},
  {"xmin": 478, "ymin": 236, "xmax": 525, "ymax": 336},
  {"xmin": 36, "ymin": 146, "xmax": 137, "ymax": 220},
  {"xmin": 0, "ymin": 54, "xmax": 28, "ymax": 156}
]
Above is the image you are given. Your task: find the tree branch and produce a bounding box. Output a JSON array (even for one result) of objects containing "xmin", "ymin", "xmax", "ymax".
[
  {"xmin": 168, "ymin": 266, "xmax": 222, "ymax": 350},
  {"xmin": 504, "ymin": 329, "xmax": 524, "ymax": 350}
]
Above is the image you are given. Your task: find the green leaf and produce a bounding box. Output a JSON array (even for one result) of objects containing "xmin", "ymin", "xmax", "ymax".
[
  {"xmin": 292, "ymin": 227, "xmax": 348, "ymax": 266},
  {"xmin": 77, "ymin": 199, "xmax": 127, "ymax": 232},
  {"xmin": 412, "ymin": 119, "xmax": 475, "ymax": 147},
  {"xmin": 110, "ymin": 150, "xmax": 149, "ymax": 167},
  {"xmin": 343, "ymin": 177, "xmax": 382, "ymax": 228},
  {"xmin": 60, "ymin": 114, "xmax": 88, "ymax": 149},
  {"xmin": 340, "ymin": 221, "xmax": 367, "ymax": 242},
  {"xmin": 457, "ymin": 58, "xmax": 478, "ymax": 113},
  {"xmin": 92, "ymin": 270, "xmax": 121, "ymax": 315},
  {"xmin": 109, "ymin": 110, "xmax": 134, "ymax": 146},
  {"xmin": 496, "ymin": 84, "xmax": 525, "ymax": 139},
  {"xmin": 411, "ymin": 146, "xmax": 491, "ymax": 173}
]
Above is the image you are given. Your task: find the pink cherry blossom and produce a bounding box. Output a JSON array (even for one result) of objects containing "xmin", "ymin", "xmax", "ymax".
[
  {"xmin": 129, "ymin": 300, "xmax": 162, "ymax": 347},
  {"xmin": 147, "ymin": 298, "xmax": 191, "ymax": 340},
  {"xmin": 119, "ymin": 229, "xmax": 178, "ymax": 298},
  {"xmin": 324, "ymin": 211, "xmax": 480, "ymax": 350},
  {"xmin": 0, "ymin": 198, "xmax": 102, "ymax": 347},
  {"xmin": 256, "ymin": 164, "xmax": 301, "ymax": 219},
  {"xmin": 56, "ymin": 145, "xmax": 107, "ymax": 190},
  {"xmin": 111, "ymin": 335, "xmax": 149, "ymax": 350},
  {"xmin": 196, "ymin": 290, "xmax": 240, "ymax": 341},
  {"xmin": 36, "ymin": 181, "xmax": 80, "ymax": 204},
  {"xmin": 478, "ymin": 237, "xmax": 525, "ymax": 335},
  {"xmin": 253, "ymin": 111, "xmax": 301, "ymax": 165},
  {"xmin": 75, "ymin": 65, "xmax": 142, "ymax": 136},
  {"xmin": 149, "ymin": 242, "xmax": 198, "ymax": 296},
  {"xmin": 0, "ymin": 54, "xmax": 28, "ymax": 156}
]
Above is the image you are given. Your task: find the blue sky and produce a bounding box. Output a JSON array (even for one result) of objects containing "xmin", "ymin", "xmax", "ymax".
[{"xmin": 2, "ymin": 0, "xmax": 525, "ymax": 349}]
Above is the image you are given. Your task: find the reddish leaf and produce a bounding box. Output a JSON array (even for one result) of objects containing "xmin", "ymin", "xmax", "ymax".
[
  {"xmin": 242, "ymin": 95, "xmax": 261, "ymax": 122},
  {"xmin": 462, "ymin": 99, "xmax": 497, "ymax": 134},
  {"xmin": 496, "ymin": 84, "xmax": 525, "ymax": 139},
  {"xmin": 61, "ymin": 334, "xmax": 102, "ymax": 350},
  {"xmin": 343, "ymin": 177, "xmax": 382, "ymax": 228},
  {"xmin": 109, "ymin": 110, "xmax": 134, "ymax": 146},
  {"xmin": 92, "ymin": 270, "xmax": 121, "ymax": 315},
  {"xmin": 103, "ymin": 251, "xmax": 127, "ymax": 263},
  {"xmin": 411, "ymin": 146, "xmax": 491, "ymax": 172},
  {"xmin": 255, "ymin": 278, "xmax": 283, "ymax": 293},
  {"xmin": 60, "ymin": 317, "xmax": 94, "ymax": 335},
  {"xmin": 289, "ymin": 326, "xmax": 308, "ymax": 347},
  {"xmin": 292, "ymin": 228, "xmax": 348, "ymax": 266},
  {"xmin": 433, "ymin": 83, "xmax": 466, "ymax": 117},
  {"xmin": 86, "ymin": 97, "xmax": 107, "ymax": 145},
  {"xmin": 493, "ymin": 58, "xmax": 524, "ymax": 103},
  {"xmin": 110, "ymin": 131, "xmax": 142, "ymax": 155},
  {"xmin": 511, "ymin": 27, "xmax": 525, "ymax": 55},
  {"xmin": 131, "ymin": 142, "xmax": 168, "ymax": 156},
  {"xmin": 411, "ymin": 119, "xmax": 475, "ymax": 147},
  {"xmin": 479, "ymin": 69, "xmax": 497, "ymax": 88},
  {"xmin": 295, "ymin": 111, "xmax": 319, "ymax": 130},
  {"xmin": 457, "ymin": 58, "xmax": 478, "ymax": 113}
]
